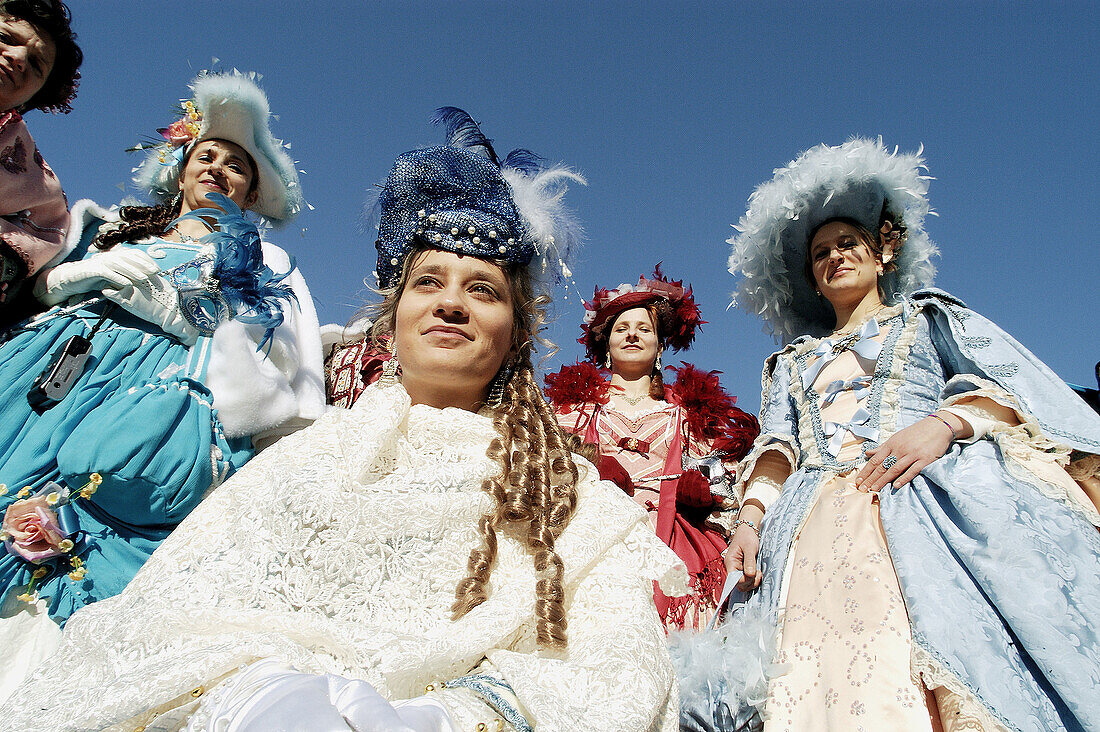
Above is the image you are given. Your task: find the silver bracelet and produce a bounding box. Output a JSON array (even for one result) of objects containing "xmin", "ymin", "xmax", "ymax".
[
  {"xmin": 929, "ymin": 412, "xmax": 958, "ymax": 440},
  {"xmin": 733, "ymin": 518, "xmax": 760, "ymax": 537}
]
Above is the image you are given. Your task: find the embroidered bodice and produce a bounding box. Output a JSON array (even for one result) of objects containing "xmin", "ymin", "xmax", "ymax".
[
  {"xmin": 799, "ymin": 314, "xmax": 891, "ymax": 464},
  {"xmin": 776, "ymin": 305, "xmax": 910, "ymax": 473},
  {"xmin": 557, "ymin": 400, "xmax": 725, "ymax": 507},
  {"xmin": 597, "ymin": 403, "xmax": 679, "ymax": 482}
]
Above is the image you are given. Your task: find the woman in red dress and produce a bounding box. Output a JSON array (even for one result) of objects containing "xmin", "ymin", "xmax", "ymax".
[{"xmin": 545, "ymin": 268, "xmax": 758, "ymax": 629}]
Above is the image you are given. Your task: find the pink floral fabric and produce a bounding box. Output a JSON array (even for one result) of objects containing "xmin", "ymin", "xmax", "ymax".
[{"xmin": 0, "ymin": 111, "xmax": 70, "ymax": 283}]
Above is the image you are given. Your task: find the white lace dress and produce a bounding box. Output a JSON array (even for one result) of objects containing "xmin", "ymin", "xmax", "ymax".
[{"xmin": 0, "ymin": 381, "xmax": 687, "ymax": 731}]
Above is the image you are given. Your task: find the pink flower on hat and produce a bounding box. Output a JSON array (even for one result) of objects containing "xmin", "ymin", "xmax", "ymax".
[
  {"xmin": 161, "ymin": 119, "xmax": 194, "ymax": 147},
  {"xmin": 158, "ymin": 102, "xmax": 203, "ymax": 148}
]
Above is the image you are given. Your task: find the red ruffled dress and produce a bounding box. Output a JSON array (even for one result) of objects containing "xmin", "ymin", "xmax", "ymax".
[{"xmin": 546, "ymin": 362, "xmax": 758, "ymax": 629}]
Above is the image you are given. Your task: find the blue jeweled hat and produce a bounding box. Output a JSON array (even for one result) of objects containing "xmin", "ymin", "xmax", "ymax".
[{"xmin": 375, "ymin": 107, "xmax": 584, "ymax": 289}]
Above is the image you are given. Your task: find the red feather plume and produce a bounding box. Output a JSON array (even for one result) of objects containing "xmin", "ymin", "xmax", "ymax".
[
  {"xmin": 665, "ymin": 362, "xmax": 759, "ymax": 459},
  {"xmin": 544, "ymin": 361, "xmax": 611, "ymax": 409},
  {"xmin": 653, "ymin": 264, "xmax": 706, "ymax": 352}
]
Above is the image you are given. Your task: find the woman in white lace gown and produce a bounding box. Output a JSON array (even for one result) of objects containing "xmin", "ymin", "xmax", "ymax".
[{"xmin": 0, "ymin": 109, "xmax": 686, "ymax": 731}]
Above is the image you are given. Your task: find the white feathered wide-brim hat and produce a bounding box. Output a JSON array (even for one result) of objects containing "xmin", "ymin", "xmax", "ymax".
[
  {"xmin": 728, "ymin": 137, "xmax": 938, "ymax": 343},
  {"xmin": 133, "ymin": 72, "xmax": 303, "ymax": 224}
]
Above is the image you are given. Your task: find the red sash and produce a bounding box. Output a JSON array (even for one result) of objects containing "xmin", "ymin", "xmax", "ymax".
[
  {"xmin": 582, "ymin": 405, "xmax": 728, "ymax": 629},
  {"xmin": 650, "ymin": 411, "xmax": 728, "ymax": 627}
]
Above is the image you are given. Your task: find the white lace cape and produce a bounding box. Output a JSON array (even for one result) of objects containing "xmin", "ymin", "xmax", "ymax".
[{"xmin": 3, "ymin": 381, "xmax": 687, "ymax": 732}]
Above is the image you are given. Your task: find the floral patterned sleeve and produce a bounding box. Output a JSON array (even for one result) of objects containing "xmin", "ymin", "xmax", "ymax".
[{"xmin": 0, "ymin": 112, "xmax": 69, "ymax": 300}]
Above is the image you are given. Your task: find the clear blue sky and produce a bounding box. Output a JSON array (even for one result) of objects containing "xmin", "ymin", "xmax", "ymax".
[{"xmin": 31, "ymin": 1, "xmax": 1098, "ymax": 413}]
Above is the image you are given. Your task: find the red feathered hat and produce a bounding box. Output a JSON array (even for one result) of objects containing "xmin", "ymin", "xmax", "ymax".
[{"xmin": 580, "ymin": 265, "xmax": 705, "ymax": 362}]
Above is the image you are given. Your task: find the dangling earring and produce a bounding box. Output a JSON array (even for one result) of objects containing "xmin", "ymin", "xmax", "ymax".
[
  {"xmin": 488, "ymin": 361, "xmax": 515, "ymax": 408},
  {"xmin": 380, "ymin": 345, "xmax": 399, "ymax": 384},
  {"xmin": 654, "ymin": 352, "xmax": 662, "ymax": 371},
  {"xmin": 604, "ymin": 353, "xmax": 612, "ymax": 369}
]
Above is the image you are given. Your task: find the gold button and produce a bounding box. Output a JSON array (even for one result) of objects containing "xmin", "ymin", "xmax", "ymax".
[
  {"xmin": 476, "ymin": 724, "xmax": 488, "ymax": 732},
  {"xmin": 425, "ymin": 683, "xmax": 436, "ymax": 692},
  {"xmin": 190, "ymin": 685, "xmax": 204, "ymax": 698}
]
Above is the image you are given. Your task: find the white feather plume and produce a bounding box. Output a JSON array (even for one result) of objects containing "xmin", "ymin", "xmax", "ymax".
[
  {"xmin": 501, "ymin": 165, "xmax": 586, "ymax": 284},
  {"xmin": 670, "ymin": 600, "xmax": 782, "ymax": 722}
]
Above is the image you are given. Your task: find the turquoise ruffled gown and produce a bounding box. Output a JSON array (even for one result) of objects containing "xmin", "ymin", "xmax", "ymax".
[{"xmin": 0, "ymin": 216, "xmax": 254, "ymax": 624}]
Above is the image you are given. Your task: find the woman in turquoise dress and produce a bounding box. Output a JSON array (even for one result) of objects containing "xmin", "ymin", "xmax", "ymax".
[{"xmin": 0, "ymin": 71, "xmax": 312, "ymax": 697}]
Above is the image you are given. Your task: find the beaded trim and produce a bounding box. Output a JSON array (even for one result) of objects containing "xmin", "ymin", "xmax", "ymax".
[{"xmin": 733, "ymin": 518, "xmax": 759, "ymax": 536}]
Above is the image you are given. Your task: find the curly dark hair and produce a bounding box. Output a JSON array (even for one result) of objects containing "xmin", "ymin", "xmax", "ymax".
[
  {"xmin": 1, "ymin": 0, "xmax": 82, "ymax": 113},
  {"xmin": 92, "ymin": 200, "xmax": 182, "ymax": 250}
]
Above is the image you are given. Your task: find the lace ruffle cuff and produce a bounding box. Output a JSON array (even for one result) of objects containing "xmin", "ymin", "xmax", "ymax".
[{"xmin": 734, "ymin": 436, "xmax": 796, "ymax": 511}]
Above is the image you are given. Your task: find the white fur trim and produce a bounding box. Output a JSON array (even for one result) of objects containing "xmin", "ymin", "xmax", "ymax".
[
  {"xmin": 205, "ymin": 242, "xmax": 324, "ymax": 439},
  {"xmin": 43, "ymin": 199, "xmax": 118, "ymax": 269},
  {"xmin": 319, "ymin": 318, "xmax": 372, "ymax": 360}
]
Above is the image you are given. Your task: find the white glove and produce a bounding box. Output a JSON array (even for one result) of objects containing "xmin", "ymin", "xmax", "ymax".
[
  {"xmin": 102, "ymin": 273, "xmax": 200, "ymax": 346},
  {"xmin": 33, "ymin": 247, "xmax": 161, "ymax": 306},
  {"xmin": 188, "ymin": 659, "xmax": 459, "ymax": 732}
]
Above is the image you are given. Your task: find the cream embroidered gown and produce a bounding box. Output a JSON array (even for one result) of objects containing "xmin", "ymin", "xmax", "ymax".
[
  {"xmin": 764, "ymin": 313, "xmax": 942, "ymax": 730},
  {"xmin": 0, "ymin": 381, "xmax": 687, "ymax": 732}
]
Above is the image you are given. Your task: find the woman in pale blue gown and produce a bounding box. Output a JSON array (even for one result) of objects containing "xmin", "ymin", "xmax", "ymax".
[{"xmin": 677, "ymin": 139, "xmax": 1100, "ymax": 732}]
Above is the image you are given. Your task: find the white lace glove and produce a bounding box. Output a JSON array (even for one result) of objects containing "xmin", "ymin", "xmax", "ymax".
[
  {"xmin": 101, "ymin": 274, "xmax": 200, "ymax": 346},
  {"xmin": 188, "ymin": 659, "xmax": 459, "ymax": 732},
  {"xmin": 33, "ymin": 247, "xmax": 161, "ymax": 306}
]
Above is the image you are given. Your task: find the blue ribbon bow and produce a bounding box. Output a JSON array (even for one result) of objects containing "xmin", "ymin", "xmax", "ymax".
[
  {"xmin": 820, "ymin": 374, "xmax": 873, "ymax": 407},
  {"xmin": 823, "ymin": 406, "xmax": 879, "ymax": 457},
  {"xmin": 801, "ymin": 317, "xmax": 883, "ymax": 391}
]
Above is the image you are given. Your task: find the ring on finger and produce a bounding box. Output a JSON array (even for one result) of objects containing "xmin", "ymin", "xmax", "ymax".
[{"xmin": 881, "ymin": 454, "xmax": 898, "ymax": 470}]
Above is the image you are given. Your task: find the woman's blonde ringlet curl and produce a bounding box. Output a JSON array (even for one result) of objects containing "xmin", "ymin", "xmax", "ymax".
[{"xmin": 366, "ymin": 247, "xmax": 580, "ymax": 648}]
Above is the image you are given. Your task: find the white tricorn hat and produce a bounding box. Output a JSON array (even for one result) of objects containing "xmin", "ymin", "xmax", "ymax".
[{"xmin": 133, "ymin": 71, "xmax": 303, "ymax": 224}]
